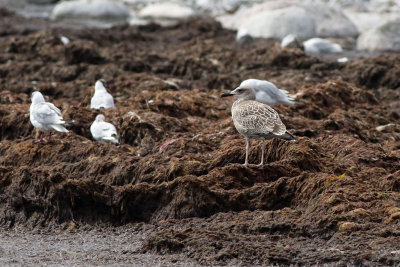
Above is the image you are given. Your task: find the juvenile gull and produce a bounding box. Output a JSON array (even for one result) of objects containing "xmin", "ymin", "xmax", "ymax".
[
  {"xmin": 239, "ymin": 79, "xmax": 296, "ymax": 106},
  {"xmin": 222, "ymin": 86, "xmax": 295, "ymax": 166},
  {"xmin": 90, "ymin": 79, "xmax": 115, "ymax": 109},
  {"xmin": 90, "ymin": 114, "xmax": 119, "ymax": 144},
  {"xmin": 30, "ymin": 91, "xmax": 69, "ymax": 142}
]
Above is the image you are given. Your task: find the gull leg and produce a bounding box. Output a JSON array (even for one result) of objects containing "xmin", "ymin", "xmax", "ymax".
[
  {"xmin": 35, "ymin": 132, "xmax": 43, "ymax": 143},
  {"xmin": 34, "ymin": 129, "xmax": 41, "ymax": 143},
  {"xmin": 258, "ymin": 141, "xmax": 265, "ymax": 166},
  {"xmin": 43, "ymin": 132, "xmax": 50, "ymax": 143},
  {"xmin": 243, "ymin": 137, "xmax": 250, "ymax": 166}
]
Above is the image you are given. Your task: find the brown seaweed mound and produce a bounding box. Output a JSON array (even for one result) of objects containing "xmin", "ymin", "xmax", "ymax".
[{"xmin": 0, "ymin": 8, "xmax": 399, "ymax": 266}]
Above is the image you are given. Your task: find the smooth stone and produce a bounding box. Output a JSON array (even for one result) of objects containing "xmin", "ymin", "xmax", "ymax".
[
  {"xmin": 51, "ymin": 0, "xmax": 130, "ymax": 22},
  {"xmin": 139, "ymin": 2, "xmax": 195, "ymax": 20},
  {"xmin": 218, "ymin": 1, "xmax": 358, "ymax": 39},
  {"xmin": 357, "ymin": 18, "xmax": 400, "ymax": 51}
]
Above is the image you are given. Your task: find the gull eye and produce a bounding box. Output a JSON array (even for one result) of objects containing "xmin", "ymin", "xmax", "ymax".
[{"xmin": 237, "ymin": 89, "xmax": 244, "ymax": 93}]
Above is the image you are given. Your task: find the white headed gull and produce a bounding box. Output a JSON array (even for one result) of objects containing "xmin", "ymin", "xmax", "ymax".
[
  {"xmin": 239, "ymin": 79, "xmax": 296, "ymax": 106},
  {"xmin": 90, "ymin": 79, "xmax": 115, "ymax": 109},
  {"xmin": 30, "ymin": 91, "xmax": 68, "ymax": 142},
  {"xmin": 90, "ymin": 114, "xmax": 119, "ymax": 144},
  {"xmin": 303, "ymin": 38, "xmax": 343, "ymax": 54}
]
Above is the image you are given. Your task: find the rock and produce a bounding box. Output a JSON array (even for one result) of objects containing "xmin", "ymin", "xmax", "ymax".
[
  {"xmin": 233, "ymin": 5, "xmax": 317, "ymax": 39},
  {"xmin": 51, "ymin": 0, "xmax": 130, "ymax": 23},
  {"xmin": 344, "ymin": 11, "xmax": 399, "ymax": 33},
  {"xmin": 217, "ymin": 1, "xmax": 358, "ymax": 39},
  {"xmin": 357, "ymin": 18, "xmax": 400, "ymax": 51},
  {"xmin": 195, "ymin": 0, "xmax": 241, "ymax": 15},
  {"xmin": 281, "ymin": 34, "xmax": 301, "ymax": 48},
  {"xmin": 367, "ymin": 0, "xmax": 400, "ymax": 13},
  {"xmin": 195, "ymin": 0, "xmax": 214, "ymax": 11},
  {"xmin": 139, "ymin": 3, "xmax": 195, "ymax": 20},
  {"xmin": 304, "ymin": 3, "xmax": 358, "ymax": 38},
  {"xmin": 27, "ymin": 0, "xmax": 59, "ymax": 4},
  {"xmin": 221, "ymin": 0, "xmax": 241, "ymax": 14},
  {"xmin": 303, "ymin": 38, "xmax": 343, "ymax": 54},
  {"xmin": 329, "ymin": 0, "xmax": 368, "ymax": 12}
]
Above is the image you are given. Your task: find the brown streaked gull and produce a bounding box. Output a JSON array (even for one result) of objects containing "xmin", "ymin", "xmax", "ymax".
[{"xmin": 221, "ymin": 86, "xmax": 295, "ymax": 166}]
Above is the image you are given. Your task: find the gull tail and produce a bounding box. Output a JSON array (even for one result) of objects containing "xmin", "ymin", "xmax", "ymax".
[
  {"xmin": 280, "ymin": 89, "xmax": 299, "ymax": 106},
  {"xmin": 102, "ymin": 136, "xmax": 119, "ymax": 144},
  {"xmin": 64, "ymin": 119, "xmax": 75, "ymax": 126},
  {"xmin": 51, "ymin": 124, "xmax": 69, "ymax": 133},
  {"xmin": 284, "ymin": 96, "xmax": 297, "ymax": 105}
]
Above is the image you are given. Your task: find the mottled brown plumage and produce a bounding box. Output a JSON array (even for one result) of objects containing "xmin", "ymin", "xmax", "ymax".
[
  {"xmin": 221, "ymin": 86, "xmax": 295, "ymax": 166},
  {"xmin": 232, "ymin": 99, "xmax": 286, "ymax": 139}
]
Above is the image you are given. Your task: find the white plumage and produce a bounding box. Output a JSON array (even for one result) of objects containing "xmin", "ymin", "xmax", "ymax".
[
  {"xmin": 90, "ymin": 114, "xmax": 119, "ymax": 144},
  {"xmin": 90, "ymin": 79, "xmax": 115, "ymax": 109},
  {"xmin": 303, "ymin": 38, "xmax": 343, "ymax": 54},
  {"xmin": 239, "ymin": 79, "xmax": 296, "ymax": 106},
  {"xmin": 30, "ymin": 91, "xmax": 69, "ymax": 134}
]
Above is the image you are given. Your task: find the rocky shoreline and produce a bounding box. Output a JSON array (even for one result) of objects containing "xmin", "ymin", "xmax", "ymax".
[{"xmin": 0, "ymin": 6, "xmax": 399, "ymax": 266}]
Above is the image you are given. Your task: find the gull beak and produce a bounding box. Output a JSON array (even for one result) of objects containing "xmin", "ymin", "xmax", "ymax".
[
  {"xmin": 221, "ymin": 91, "xmax": 235, "ymax": 97},
  {"xmin": 100, "ymin": 79, "xmax": 108, "ymax": 88}
]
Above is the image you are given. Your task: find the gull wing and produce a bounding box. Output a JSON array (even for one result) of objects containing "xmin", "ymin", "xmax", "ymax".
[
  {"xmin": 91, "ymin": 92, "xmax": 115, "ymax": 108},
  {"xmin": 33, "ymin": 102, "xmax": 64, "ymax": 125},
  {"xmin": 233, "ymin": 101, "xmax": 286, "ymax": 136}
]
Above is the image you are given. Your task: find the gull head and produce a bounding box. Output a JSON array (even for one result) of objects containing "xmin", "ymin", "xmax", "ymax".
[
  {"xmin": 95, "ymin": 79, "xmax": 108, "ymax": 92},
  {"xmin": 221, "ymin": 86, "xmax": 256, "ymax": 100},
  {"xmin": 31, "ymin": 91, "xmax": 45, "ymax": 104},
  {"xmin": 95, "ymin": 114, "xmax": 106, "ymax": 122}
]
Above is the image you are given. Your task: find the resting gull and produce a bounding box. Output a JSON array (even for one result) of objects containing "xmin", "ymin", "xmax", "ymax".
[
  {"xmin": 30, "ymin": 91, "xmax": 69, "ymax": 142},
  {"xmin": 303, "ymin": 38, "xmax": 343, "ymax": 54},
  {"xmin": 222, "ymin": 86, "xmax": 295, "ymax": 166},
  {"xmin": 90, "ymin": 114, "xmax": 119, "ymax": 144},
  {"xmin": 90, "ymin": 79, "xmax": 115, "ymax": 109},
  {"xmin": 239, "ymin": 79, "xmax": 296, "ymax": 106},
  {"xmin": 281, "ymin": 34, "xmax": 301, "ymax": 48}
]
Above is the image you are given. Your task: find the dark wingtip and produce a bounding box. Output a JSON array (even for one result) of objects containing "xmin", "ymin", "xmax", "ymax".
[
  {"xmin": 282, "ymin": 131, "xmax": 296, "ymax": 141},
  {"xmin": 221, "ymin": 92, "xmax": 234, "ymax": 97}
]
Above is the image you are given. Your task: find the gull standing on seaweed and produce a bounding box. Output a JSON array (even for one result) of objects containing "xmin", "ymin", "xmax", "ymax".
[
  {"xmin": 90, "ymin": 79, "xmax": 115, "ymax": 109},
  {"xmin": 221, "ymin": 86, "xmax": 295, "ymax": 166},
  {"xmin": 30, "ymin": 91, "xmax": 69, "ymax": 142},
  {"xmin": 90, "ymin": 114, "xmax": 119, "ymax": 144},
  {"xmin": 239, "ymin": 79, "xmax": 297, "ymax": 106}
]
